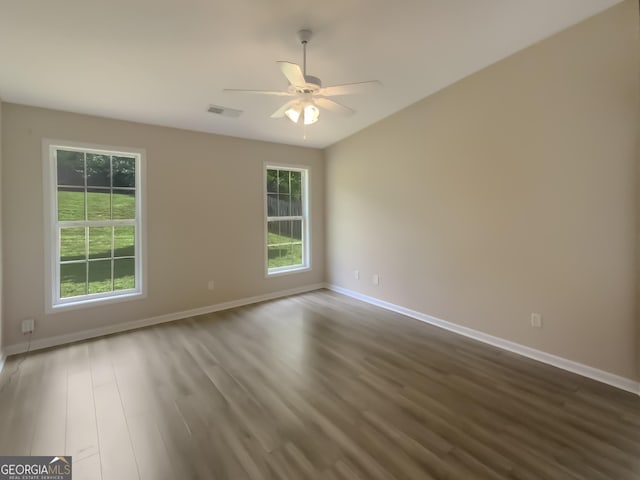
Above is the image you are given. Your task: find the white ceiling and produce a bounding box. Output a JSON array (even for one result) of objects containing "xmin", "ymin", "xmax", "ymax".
[{"xmin": 0, "ymin": 0, "xmax": 621, "ymax": 148}]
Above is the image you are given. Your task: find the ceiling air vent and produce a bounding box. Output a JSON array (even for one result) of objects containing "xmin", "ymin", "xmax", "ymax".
[{"xmin": 207, "ymin": 105, "xmax": 242, "ymax": 118}]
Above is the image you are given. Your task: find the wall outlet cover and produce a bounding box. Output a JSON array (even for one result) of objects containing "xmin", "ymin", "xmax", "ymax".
[
  {"xmin": 21, "ymin": 318, "xmax": 35, "ymax": 334},
  {"xmin": 530, "ymin": 313, "xmax": 543, "ymax": 328}
]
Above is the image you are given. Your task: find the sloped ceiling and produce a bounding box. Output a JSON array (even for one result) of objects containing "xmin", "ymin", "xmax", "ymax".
[{"xmin": 0, "ymin": 0, "xmax": 621, "ymax": 148}]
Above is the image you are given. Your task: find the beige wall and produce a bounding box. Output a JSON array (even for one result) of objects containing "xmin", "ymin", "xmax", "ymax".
[
  {"xmin": 326, "ymin": 1, "xmax": 639, "ymax": 380},
  {"xmin": 2, "ymin": 104, "xmax": 324, "ymax": 347},
  {"xmin": 0, "ymin": 99, "xmax": 3, "ymax": 360}
]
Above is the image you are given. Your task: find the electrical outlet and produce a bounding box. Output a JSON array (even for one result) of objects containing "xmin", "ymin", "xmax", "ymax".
[
  {"xmin": 207, "ymin": 280, "xmax": 215, "ymax": 291},
  {"xmin": 530, "ymin": 313, "xmax": 542, "ymax": 328},
  {"xmin": 373, "ymin": 274, "xmax": 380, "ymax": 286},
  {"xmin": 21, "ymin": 318, "xmax": 35, "ymax": 334},
  {"xmin": 354, "ymin": 270, "xmax": 360, "ymax": 280}
]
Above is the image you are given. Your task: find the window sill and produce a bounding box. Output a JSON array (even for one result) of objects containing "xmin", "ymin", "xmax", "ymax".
[
  {"xmin": 48, "ymin": 290, "xmax": 145, "ymax": 314},
  {"xmin": 267, "ymin": 265, "xmax": 311, "ymax": 278}
]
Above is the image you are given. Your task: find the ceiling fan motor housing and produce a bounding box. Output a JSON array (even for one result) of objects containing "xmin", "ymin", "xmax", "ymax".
[
  {"xmin": 303, "ymin": 75, "xmax": 321, "ymax": 91},
  {"xmin": 286, "ymin": 75, "xmax": 322, "ymax": 94}
]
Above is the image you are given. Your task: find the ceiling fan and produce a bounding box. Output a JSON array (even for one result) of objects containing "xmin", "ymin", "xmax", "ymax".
[{"xmin": 224, "ymin": 29, "xmax": 381, "ymax": 125}]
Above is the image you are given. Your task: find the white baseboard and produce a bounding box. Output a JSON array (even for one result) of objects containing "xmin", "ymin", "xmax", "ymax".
[
  {"xmin": 4, "ymin": 283, "xmax": 325, "ymax": 357},
  {"xmin": 5, "ymin": 283, "xmax": 638, "ymax": 396},
  {"xmin": 326, "ymin": 284, "xmax": 640, "ymax": 396}
]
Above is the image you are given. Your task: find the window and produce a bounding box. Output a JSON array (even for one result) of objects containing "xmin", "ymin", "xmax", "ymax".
[
  {"xmin": 44, "ymin": 140, "xmax": 145, "ymax": 310},
  {"xmin": 265, "ymin": 165, "xmax": 309, "ymax": 275}
]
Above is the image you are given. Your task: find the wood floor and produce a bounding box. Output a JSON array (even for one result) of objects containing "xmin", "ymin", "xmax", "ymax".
[{"xmin": 0, "ymin": 290, "xmax": 639, "ymax": 480}]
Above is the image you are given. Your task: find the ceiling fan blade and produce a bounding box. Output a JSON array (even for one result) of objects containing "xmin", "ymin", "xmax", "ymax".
[
  {"xmin": 319, "ymin": 80, "xmax": 381, "ymax": 97},
  {"xmin": 223, "ymin": 88, "xmax": 293, "ymax": 96},
  {"xmin": 315, "ymin": 98, "xmax": 355, "ymax": 116},
  {"xmin": 277, "ymin": 61, "xmax": 306, "ymax": 86},
  {"xmin": 270, "ymin": 100, "xmax": 299, "ymax": 118}
]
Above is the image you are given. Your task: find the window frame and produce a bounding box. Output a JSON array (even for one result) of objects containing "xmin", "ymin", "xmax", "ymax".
[
  {"xmin": 43, "ymin": 139, "xmax": 147, "ymax": 312},
  {"xmin": 264, "ymin": 163, "xmax": 311, "ymax": 277}
]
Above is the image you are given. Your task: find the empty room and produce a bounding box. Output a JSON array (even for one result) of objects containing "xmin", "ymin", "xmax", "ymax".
[{"xmin": 0, "ymin": 0, "xmax": 639, "ymax": 479}]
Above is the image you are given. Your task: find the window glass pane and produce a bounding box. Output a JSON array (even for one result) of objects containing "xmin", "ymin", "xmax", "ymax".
[
  {"xmin": 114, "ymin": 258, "xmax": 135, "ymax": 290},
  {"xmin": 291, "ymin": 219, "xmax": 302, "ymax": 242},
  {"xmin": 58, "ymin": 188, "xmax": 85, "ymax": 221},
  {"xmin": 60, "ymin": 227, "xmax": 86, "ymax": 262},
  {"xmin": 112, "ymin": 189, "xmax": 136, "ymax": 219},
  {"xmin": 267, "ymin": 193, "xmax": 278, "ymax": 217},
  {"xmin": 290, "ymin": 171, "xmax": 302, "ymax": 196},
  {"xmin": 268, "ymin": 219, "xmax": 302, "ymax": 268},
  {"xmin": 113, "ymin": 156, "xmax": 136, "ymax": 188},
  {"xmin": 86, "ymin": 154, "xmax": 111, "ymax": 187},
  {"xmin": 278, "ymin": 170, "xmax": 290, "ymax": 194},
  {"xmin": 281, "ymin": 219, "xmax": 294, "ymax": 240},
  {"xmin": 291, "ymin": 193, "xmax": 302, "ymax": 216},
  {"xmin": 290, "ymin": 242, "xmax": 303, "ymax": 266},
  {"xmin": 88, "ymin": 260, "xmax": 113, "ymax": 294},
  {"xmin": 60, "ymin": 262, "xmax": 87, "ymax": 298},
  {"xmin": 268, "ymin": 244, "xmax": 291, "ymax": 269},
  {"xmin": 87, "ymin": 188, "xmax": 111, "ymax": 220},
  {"xmin": 267, "ymin": 220, "xmax": 281, "ymax": 239},
  {"xmin": 57, "ymin": 150, "xmax": 84, "ymax": 187},
  {"xmin": 268, "ymin": 220, "xmax": 289, "ymax": 246},
  {"xmin": 89, "ymin": 226, "xmax": 112, "ymax": 259},
  {"xmin": 277, "ymin": 194, "xmax": 290, "ymax": 216},
  {"xmin": 266, "ymin": 169, "xmax": 278, "ymax": 193},
  {"xmin": 114, "ymin": 226, "xmax": 135, "ymax": 257}
]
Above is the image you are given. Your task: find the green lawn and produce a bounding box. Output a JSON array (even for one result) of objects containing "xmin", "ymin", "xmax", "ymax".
[
  {"xmin": 268, "ymin": 231, "xmax": 303, "ymax": 269},
  {"xmin": 58, "ymin": 189, "xmax": 135, "ymax": 221},
  {"xmin": 58, "ymin": 190, "xmax": 136, "ymax": 298},
  {"xmin": 60, "ymin": 258, "xmax": 135, "ymax": 298}
]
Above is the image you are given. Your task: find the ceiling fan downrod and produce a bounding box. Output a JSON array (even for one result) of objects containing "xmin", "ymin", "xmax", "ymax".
[
  {"xmin": 303, "ymin": 40, "xmax": 307, "ymax": 76},
  {"xmin": 298, "ymin": 29, "xmax": 312, "ymax": 77}
]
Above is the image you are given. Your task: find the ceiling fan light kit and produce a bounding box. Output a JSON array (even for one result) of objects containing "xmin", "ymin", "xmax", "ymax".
[
  {"xmin": 285, "ymin": 102, "xmax": 319, "ymax": 125},
  {"xmin": 223, "ymin": 29, "xmax": 380, "ymax": 127}
]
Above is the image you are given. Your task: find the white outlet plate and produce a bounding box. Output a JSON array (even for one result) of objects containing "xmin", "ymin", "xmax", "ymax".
[
  {"xmin": 207, "ymin": 280, "xmax": 215, "ymax": 291},
  {"xmin": 373, "ymin": 274, "xmax": 380, "ymax": 286},
  {"xmin": 21, "ymin": 318, "xmax": 35, "ymax": 334},
  {"xmin": 354, "ymin": 270, "xmax": 360, "ymax": 280},
  {"xmin": 530, "ymin": 313, "xmax": 542, "ymax": 328}
]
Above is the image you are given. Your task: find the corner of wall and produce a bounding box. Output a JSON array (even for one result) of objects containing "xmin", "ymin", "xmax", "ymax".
[
  {"xmin": 321, "ymin": 146, "xmax": 329, "ymax": 286},
  {"xmin": 633, "ymin": 0, "xmax": 640, "ymax": 384},
  {"xmin": 0, "ymin": 97, "xmax": 4, "ymax": 373}
]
